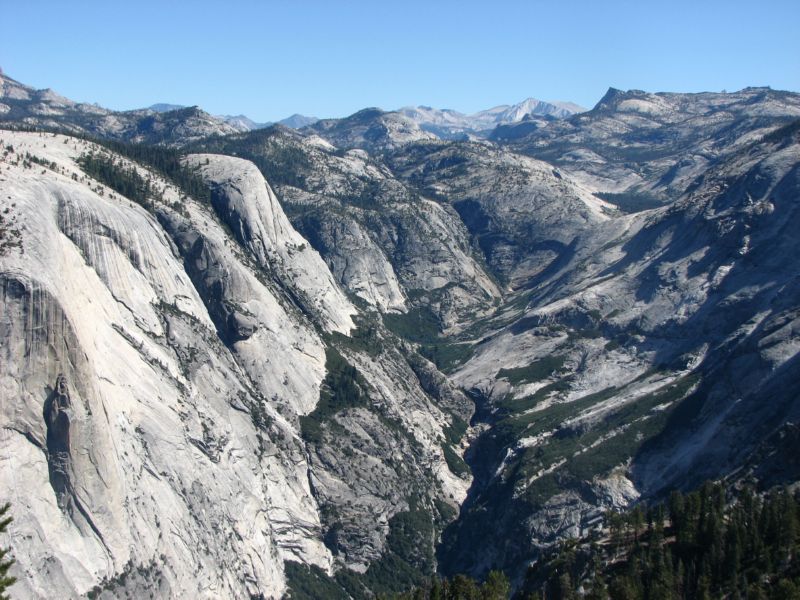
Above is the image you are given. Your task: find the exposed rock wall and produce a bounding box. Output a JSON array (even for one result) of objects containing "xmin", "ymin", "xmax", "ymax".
[{"xmin": 0, "ymin": 132, "xmax": 469, "ymax": 598}]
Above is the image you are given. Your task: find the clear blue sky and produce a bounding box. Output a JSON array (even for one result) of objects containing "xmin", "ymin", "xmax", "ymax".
[{"xmin": 2, "ymin": 0, "xmax": 798, "ymax": 121}]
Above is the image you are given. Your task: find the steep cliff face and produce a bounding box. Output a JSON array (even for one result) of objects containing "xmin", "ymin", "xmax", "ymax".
[
  {"xmin": 628, "ymin": 122, "xmax": 800, "ymax": 492},
  {"xmin": 0, "ymin": 132, "xmax": 470, "ymax": 598},
  {"xmin": 191, "ymin": 128, "xmax": 502, "ymax": 331},
  {"xmin": 0, "ymin": 132, "xmax": 331, "ymax": 598},
  {"xmin": 2, "ymin": 86, "xmax": 800, "ymax": 599},
  {"xmin": 185, "ymin": 153, "xmax": 354, "ymax": 334},
  {"xmin": 388, "ymin": 141, "xmax": 615, "ymax": 287},
  {"xmin": 495, "ymin": 87, "xmax": 800, "ymax": 201},
  {"xmin": 438, "ymin": 120, "xmax": 800, "ymax": 579}
]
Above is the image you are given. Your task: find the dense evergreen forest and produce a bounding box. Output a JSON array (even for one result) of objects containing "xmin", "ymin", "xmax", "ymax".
[
  {"xmin": 77, "ymin": 152, "xmax": 160, "ymax": 208},
  {"xmin": 1, "ymin": 125, "xmax": 212, "ymax": 206},
  {"xmin": 88, "ymin": 138, "xmax": 212, "ymax": 204},
  {"xmin": 77, "ymin": 138, "xmax": 211, "ymax": 209},
  {"xmin": 397, "ymin": 483, "xmax": 800, "ymax": 600}
]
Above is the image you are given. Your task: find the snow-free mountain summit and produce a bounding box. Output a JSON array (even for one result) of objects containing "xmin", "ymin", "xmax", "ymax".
[{"xmin": 1, "ymin": 72, "xmax": 799, "ymax": 599}]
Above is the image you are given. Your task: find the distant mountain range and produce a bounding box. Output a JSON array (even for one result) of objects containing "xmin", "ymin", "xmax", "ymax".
[
  {"xmin": 146, "ymin": 97, "xmax": 585, "ymax": 138},
  {"xmin": 5, "ymin": 68, "xmax": 800, "ymax": 599},
  {"xmin": 146, "ymin": 104, "xmax": 317, "ymax": 132},
  {"xmin": 0, "ymin": 69, "xmax": 584, "ymax": 144},
  {"xmin": 398, "ymin": 98, "xmax": 586, "ymax": 139}
]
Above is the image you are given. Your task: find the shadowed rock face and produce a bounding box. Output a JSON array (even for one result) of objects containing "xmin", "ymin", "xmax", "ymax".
[
  {"xmin": 184, "ymin": 102, "xmax": 800, "ymax": 586},
  {"xmin": 44, "ymin": 374, "xmax": 73, "ymax": 508},
  {"xmin": 2, "ymin": 85, "xmax": 800, "ymax": 598},
  {"xmin": 190, "ymin": 128, "xmax": 503, "ymax": 330},
  {"xmin": 184, "ymin": 153, "xmax": 355, "ymax": 335},
  {"xmin": 158, "ymin": 215, "xmax": 259, "ymax": 345},
  {"xmin": 0, "ymin": 131, "xmax": 470, "ymax": 599},
  {"xmin": 437, "ymin": 120, "xmax": 800, "ymax": 580},
  {"xmin": 386, "ymin": 141, "xmax": 614, "ymax": 286},
  {"xmin": 493, "ymin": 87, "xmax": 800, "ymax": 201}
]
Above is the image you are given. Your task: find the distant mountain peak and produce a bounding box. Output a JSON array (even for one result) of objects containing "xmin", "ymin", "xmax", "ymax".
[
  {"xmin": 351, "ymin": 107, "xmax": 386, "ymax": 120},
  {"xmin": 278, "ymin": 113, "xmax": 319, "ymax": 129},
  {"xmin": 0, "ymin": 72, "xmax": 241, "ymax": 144},
  {"xmin": 593, "ymin": 87, "xmax": 627, "ymax": 110},
  {"xmin": 148, "ymin": 103, "xmax": 187, "ymax": 113},
  {"xmin": 395, "ymin": 97, "xmax": 586, "ymax": 140}
]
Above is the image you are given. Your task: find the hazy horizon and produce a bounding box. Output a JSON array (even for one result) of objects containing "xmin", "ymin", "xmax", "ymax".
[{"xmin": 2, "ymin": 0, "xmax": 798, "ymax": 122}]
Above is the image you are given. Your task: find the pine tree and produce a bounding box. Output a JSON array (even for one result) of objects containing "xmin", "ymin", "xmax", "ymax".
[
  {"xmin": 448, "ymin": 574, "xmax": 479, "ymax": 600},
  {"xmin": 585, "ymin": 571, "xmax": 609, "ymax": 600},
  {"xmin": 608, "ymin": 576, "xmax": 638, "ymax": 600},
  {"xmin": 556, "ymin": 572, "xmax": 576, "ymax": 600},
  {"xmin": 430, "ymin": 578, "xmax": 443, "ymax": 600},
  {"xmin": 0, "ymin": 503, "xmax": 16, "ymax": 600},
  {"xmin": 773, "ymin": 579, "xmax": 800, "ymax": 600},
  {"xmin": 630, "ymin": 505, "xmax": 646, "ymax": 543},
  {"xmin": 696, "ymin": 573, "xmax": 712, "ymax": 600},
  {"xmin": 746, "ymin": 582, "xmax": 768, "ymax": 600},
  {"xmin": 480, "ymin": 571, "xmax": 509, "ymax": 600}
]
